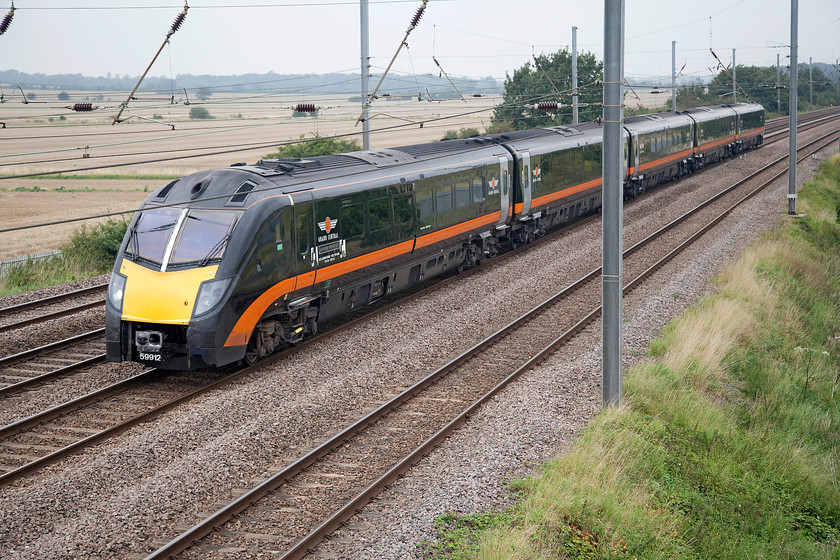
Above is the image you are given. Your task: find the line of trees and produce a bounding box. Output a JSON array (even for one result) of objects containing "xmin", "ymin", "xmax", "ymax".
[
  {"xmin": 684, "ymin": 64, "xmax": 838, "ymax": 116},
  {"xmin": 490, "ymin": 49, "xmax": 840, "ymax": 131}
]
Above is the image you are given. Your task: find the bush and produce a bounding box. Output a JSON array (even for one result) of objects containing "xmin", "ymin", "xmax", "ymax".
[
  {"xmin": 0, "ymin": 218, "xmax": 130, "ymax": 296},
  {"xmin": 265, "ymin": 136, "xmax": 362, "ymax": 158},
  {"xmin": 58, "ymin": 91, "xmax": 70, "ymax": 101},
  {"xmin": 64, "ymin": 218, "xmax": 130, "ymax": 271},
  {"xmin": 441, "ymin": 127, "xmax": 481, "ymax": 140},
  {"xmin": 189, "ymin": 106, "xmax": 213, "ymax": 120}
]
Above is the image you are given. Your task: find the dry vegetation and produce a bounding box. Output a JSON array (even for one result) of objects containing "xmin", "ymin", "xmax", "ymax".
[{"xmin": 0, "ymin": 92, "xmax": 500, "ymax": 259}]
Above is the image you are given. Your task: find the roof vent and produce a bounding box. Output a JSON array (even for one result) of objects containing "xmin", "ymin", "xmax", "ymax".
[
  {"xmin": 154, "ymin": 179, "xmax": 178, "ymax": 201},
  {"xmin": 227, "ymin": 181, "xmax": 256, "ymax": 206},
  {"xmin": 190, "ymin": 180, "xmax": 208, "ymax": 200}
]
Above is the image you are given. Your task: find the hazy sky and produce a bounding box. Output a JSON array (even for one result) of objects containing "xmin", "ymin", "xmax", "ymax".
[{"xmin": 2, "ymin": 0, "xmax": 838, "ymax": 86}]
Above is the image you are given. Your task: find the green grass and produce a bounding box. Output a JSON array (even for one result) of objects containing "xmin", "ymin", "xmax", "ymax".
[
  {"xmin": 424, "ymin": 153, "xmax": 840, "ymax": 559},
  {"xmin": 0, "ymin": 218, "xmax": 129, "ymax": 296}
]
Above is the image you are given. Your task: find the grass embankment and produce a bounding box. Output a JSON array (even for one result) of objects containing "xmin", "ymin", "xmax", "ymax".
[
  {"xmin": 425, "ymin": 153, "xmax": 840, "ymax": 559},
  {"xmin": 0, "ymin": 218, "xmax": 127, "ymax": 297}
]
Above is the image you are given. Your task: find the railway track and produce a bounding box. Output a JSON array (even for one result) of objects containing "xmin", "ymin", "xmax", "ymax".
[
  {"xmin": 1, "ymin": 113, "xmax": 836, "ymax": 491},
  {"xmin": 0, "ymin": 283, "xmax": 107, "ymax": 335},
  {"xmin": 0, "ymin": 329, "xmax": 106, "ymax": 396},
  {"xmin": 764, "ymin": 106, "xmax": 840, "ymax": 136},
  {"xmin": 139, "ymin": 127, "xmax": 840, "ymax": 560}
]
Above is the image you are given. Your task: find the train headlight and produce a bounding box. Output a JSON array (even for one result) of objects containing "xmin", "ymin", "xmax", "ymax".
[
  {"xmin": 193, "ymin": 277, "xmax": 231, "ymax": 317},
  {"xmin": 108, "ymin": 272, "xmax": 126, "ymax": 312}
]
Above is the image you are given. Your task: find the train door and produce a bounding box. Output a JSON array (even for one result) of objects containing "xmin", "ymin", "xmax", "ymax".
[
  {"xmin": 519, "ymin": 152, "xmax": 532, "ymax": 217},
  {"xmin": 497, "ymin": 156, "xmax": 511, "ymax": 228},
  {"xmin": 293, "ymin": 194, "xmax": 317, "ymax": 291}
]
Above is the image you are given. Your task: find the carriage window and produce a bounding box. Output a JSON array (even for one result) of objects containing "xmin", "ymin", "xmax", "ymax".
[
  {"xmin": 436, "ymin": 185, "xmax": 453, "ymax": 214},
  {"xmin": 340, "ymin": 203, "xmax": 364, "ymax": 239},
  {"xmin": 393, "ymin": 192, "xmax": 413, "ymax": 225},
  {"xmin": 417, "ymin": 194, "xmax": 434, "ymax": 221},
  {"xmin": 455, "ymin": 180, "xmax": 471, "ymax": 209},
  {"xmin": 472, "ymin": 177, "xmax": 484, "ymax": 202},
  {"xmin": 297, "ymin": 213, "xmax": 310, "ymax": 254},
  {"xmin": 368, "ymin": 197, "xmax": 390, "ymax": 232},
  {"xmin": 274, "ymin": 221, "xmax": 284, "ymax": 251}
]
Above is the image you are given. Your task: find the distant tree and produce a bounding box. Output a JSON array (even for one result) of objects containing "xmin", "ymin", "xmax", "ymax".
[
  {"xmin": 57, "ymin": 91, "xmax": 70, "ymax": 101},
  {"xmin": 441, "ymin": 127, "xmax": 480, "ymax": 140},
  {"xmin": 264, "ymin": 135, "xmax": 361, "ymax": 158},
  {"xmin": 492, "ymin": 49, "xmax": 603, "ymax": 130},
  {"xmin": 196, "ymin": 87, "xmax": 212, "ymax": 100},
  {"xmin": 26, "ymin": 92, "xmax": 36, "ymax": 100},
  {"xmin": 675, "ymin": 84, "xmax": 715, "ymax": 110},
  {"xmin": 189, "ymin": 106, "xmax": 213, "ymax": 119},
  {"xmin": 706, "ymin": 64, "xmax": 838, "ymax": 116}
]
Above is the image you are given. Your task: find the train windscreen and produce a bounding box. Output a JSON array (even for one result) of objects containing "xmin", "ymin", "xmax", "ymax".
[{"xmin": 126, "ymin": 208, "xmax": 240, "ymax": 270}]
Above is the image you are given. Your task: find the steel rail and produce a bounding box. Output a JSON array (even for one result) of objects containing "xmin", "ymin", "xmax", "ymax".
[
  {"xmin": 0, "ymin": 300, "xmax": 104, "ymax": 334},
  {"xmin": 0, "ymin": 328, "xmax": 104, "ymax": 368},
  {"xmin": 0, "ymin": 283, "xmax": 106, "ymax": 316}
]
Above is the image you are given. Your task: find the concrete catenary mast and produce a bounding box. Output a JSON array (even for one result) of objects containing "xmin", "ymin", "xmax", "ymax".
[
  {"xmin": 789, "ymin": 0, "xmax": 798, "ymax": 214},
  {"xmin": 602, "ymin": 0, "xmax": 624, "ymax": 407}
]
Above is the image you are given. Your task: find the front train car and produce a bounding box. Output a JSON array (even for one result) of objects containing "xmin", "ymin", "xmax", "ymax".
[{"xmin": 105, "ymin": 167, "xmax": 289, "ymax": 370}]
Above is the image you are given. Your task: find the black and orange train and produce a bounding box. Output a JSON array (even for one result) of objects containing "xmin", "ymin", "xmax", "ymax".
[{"xmin": 105, "ymin": 102, "xmax": 764, "ymax": 370}]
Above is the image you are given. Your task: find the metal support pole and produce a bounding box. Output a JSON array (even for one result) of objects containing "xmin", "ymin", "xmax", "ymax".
[
  {"xmin": 671, "ymin": 40, "xmax": 676, "ymax": 112},
  {"xmin": 732, "ymin": 48, "xmax": 736, "ymax": 102},
  {"xmin": 809, "ymin": 56, "xmax": 813, "ymax": 108},
  {"xmin": 360, "ymin": 0, "xmax": 371, "ymax": 150},
  {"xmin": 602, "ymin": 0, "xmax": 624, "ymax": 408},
  {"xmin": 572, "ymin": 26, "xmax": 578, "ymax": 125},
  {"xmin": 777, "ymin": 53, "xmax": 781, "ymax": 114},
  {"xmin": 789, "ymin": 0, "xmax": 798, "ymax": 214}
]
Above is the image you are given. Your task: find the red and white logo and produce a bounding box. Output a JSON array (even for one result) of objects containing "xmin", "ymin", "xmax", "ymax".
[
  {"xmin": 318, "ymin": 217, "xmax": 338, "ymax": 233},
  {"xmin": 490, "ymin": 177, "xmax": 498, "ymax": 190}
]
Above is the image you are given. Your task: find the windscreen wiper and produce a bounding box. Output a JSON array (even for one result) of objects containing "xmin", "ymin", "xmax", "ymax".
[{"xmin": 199, "ymin": 233, "xmax": 230, "ymax": 267}]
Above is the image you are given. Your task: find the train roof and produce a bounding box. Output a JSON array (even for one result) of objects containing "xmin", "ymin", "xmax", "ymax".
[
  {"xmin": 144, "ymin": 136, "xmax": 508, "ymax": 207},
  {"xmin": 624, "ymin": 111, "xmax": 694, "ymax": 133},
  {"xmin": 722, "ymin": 101, "xmax": 765, "ymax": 115},
  {"xmin": 679, "ymin": 104, "xmax": 737, "ymax": 122}
]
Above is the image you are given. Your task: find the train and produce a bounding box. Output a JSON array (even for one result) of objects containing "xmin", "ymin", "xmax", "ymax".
[{"xmin": 105, "ymin": 102, "xmax": 764, "ymax": 370}]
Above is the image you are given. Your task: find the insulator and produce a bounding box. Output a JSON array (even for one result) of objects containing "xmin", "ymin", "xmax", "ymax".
[
  {"xmin": 295, "ymin": 103, "xmax": 316, "ymax": 113},
  {"xmin": 169, "ymin": 8, "xmax": 187, "ymax": 36},
  {"xmin": 0, "ymin": 7, "xmax": 14, "ymax": 36},
  {"xmin": 72, "ymin": 103, "xmax": 94, "ymax": 112},
  {"xmin": 534, "ymin": 102, "xmax": 561, "ymax": 111},
  {"xmin": 409, "ymin": 2, "xmax": 426, "ymax": 28}
]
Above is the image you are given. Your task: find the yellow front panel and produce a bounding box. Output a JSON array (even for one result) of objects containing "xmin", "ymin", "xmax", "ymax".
[{"xmin": 120, "ymin": 259, "xmax": 219, "ymax": 325}]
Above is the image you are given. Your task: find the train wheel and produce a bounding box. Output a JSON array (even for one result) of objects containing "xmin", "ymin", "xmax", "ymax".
[
  {"xmin": 243, "ymin": 330, "xmax": 262, "ymax": 366},
  {"xmin": 243, "ymin": 350, "xmax": 260, "ymax": 366}
]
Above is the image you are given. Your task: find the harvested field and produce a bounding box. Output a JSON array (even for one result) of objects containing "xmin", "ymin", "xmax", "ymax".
[{"xmin": 0, "ymin": 92, "xmax": 500, "ymax": 259}]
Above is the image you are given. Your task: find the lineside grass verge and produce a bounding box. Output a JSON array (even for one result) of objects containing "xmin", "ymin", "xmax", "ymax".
[
  {"xmin": 0, "ymin": 218, "xmax": 128, "ymax": 297},
  {"xmin": 422, "ymin": 154, "xmax": 840, "ymax": 559}
]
